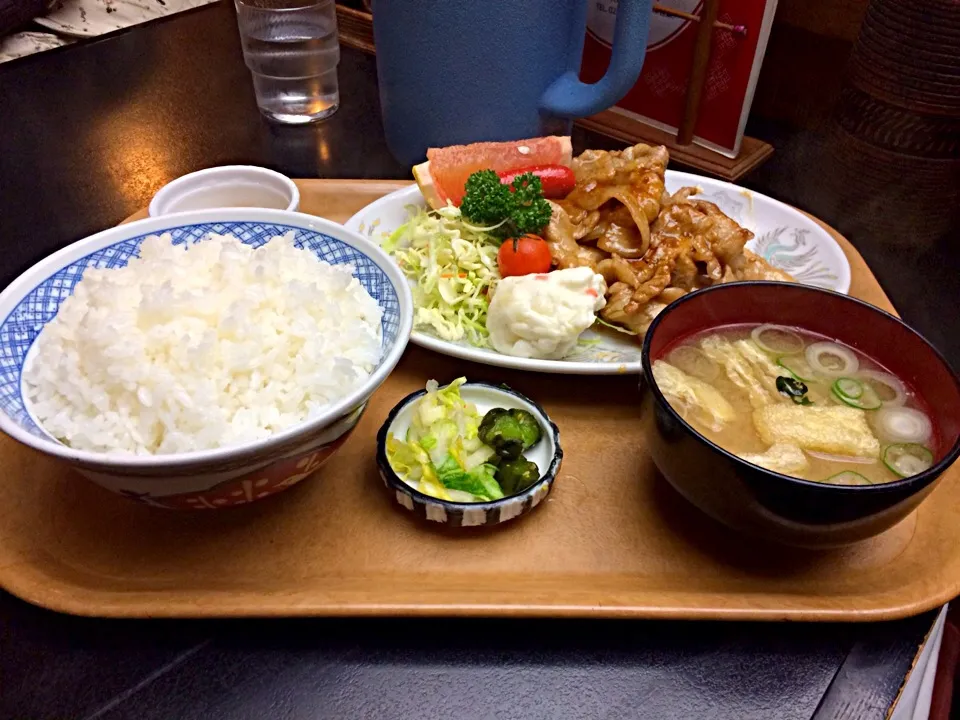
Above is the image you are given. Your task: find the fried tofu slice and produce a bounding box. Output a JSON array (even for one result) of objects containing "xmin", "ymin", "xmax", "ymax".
[
  {"xmin": 652, "ymin": 360, "xmax": 735, "ymax": 431},
  {"xmin": 700, "ymin": 336, "xmax": 780, "ymax": 409},
  {"xmin": 752, "ymin": 405, "xmax": 880, "ymax": 458},
  {"xmin": 741, "ymin": 443, "xmax": 809, "ymax": 476},
  {"xmin": 733, "ymin": 339, "xmax": 783, "ymax": 395}
]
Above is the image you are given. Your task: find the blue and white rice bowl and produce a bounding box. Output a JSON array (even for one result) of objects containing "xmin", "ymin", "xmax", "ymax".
[
  {"xmin": 376, "ymin": 382, "xmax": 563, "ymax": 527},
  {"xmin": 0, "ymin": 209, "xmax": 413, "ymax": 509}
]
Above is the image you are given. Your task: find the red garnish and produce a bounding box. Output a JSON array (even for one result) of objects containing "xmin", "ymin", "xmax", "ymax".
[
  {"xmin": 497, "ymin": 165, "xmax": 576, "ymax": 199},
  {"xmin": 497, "ymin": 234, "xmax": 553, "ymax": 278}
]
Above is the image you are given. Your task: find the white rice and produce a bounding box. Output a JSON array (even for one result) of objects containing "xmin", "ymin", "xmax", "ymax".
[{"xmin": 23, "ymin": 232, "xmax": 383, "ymax": 455}]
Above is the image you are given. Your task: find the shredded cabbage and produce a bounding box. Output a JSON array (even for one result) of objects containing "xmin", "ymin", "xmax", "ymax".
[
  {"xmin": 385, "ymin": 377, "xmax": 502, "ymax": 502},
  {"xmin": 384, "ymin": 206, "xmax": 500, "ymax": 347}
]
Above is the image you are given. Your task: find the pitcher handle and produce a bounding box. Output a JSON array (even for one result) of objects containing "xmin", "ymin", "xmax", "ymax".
[{"xmin": 540, "ymin": 0, "xmax": 653, "ymax": 118}]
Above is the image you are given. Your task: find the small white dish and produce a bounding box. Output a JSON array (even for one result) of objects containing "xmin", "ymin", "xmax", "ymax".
[
  {"xmin": 345, "ymin": 173, "xmax": 854, "ymax": 376},
  {"xmin": 376, "ymin": 382, "xmax": 562, "ymax": 527},
  {"xmin": 149, "ymin": 166, "xmax": 300, "ymax": 217}
]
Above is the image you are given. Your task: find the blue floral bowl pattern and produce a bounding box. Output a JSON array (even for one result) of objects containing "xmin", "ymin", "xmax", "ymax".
[
  {"xmin": 0, "ymin": 209, "xmax": 413, "ymax": 508},
  {"xmin": 0, "ymin": 220, "xmax": 403, "ymax": 441}
]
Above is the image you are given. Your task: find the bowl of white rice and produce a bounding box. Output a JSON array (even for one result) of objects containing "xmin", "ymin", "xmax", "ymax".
[{"xmin": 0, "ymin": 209, "xmax": 413, "ymax": 509}]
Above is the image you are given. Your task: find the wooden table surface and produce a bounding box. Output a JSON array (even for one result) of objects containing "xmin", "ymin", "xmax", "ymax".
[{"xmin": 0, "ymin": 2, "xmax": 958, "ymax": 719}]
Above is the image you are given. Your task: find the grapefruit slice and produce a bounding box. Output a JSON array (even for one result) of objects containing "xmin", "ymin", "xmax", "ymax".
[{"xmin": 413, "ymin": 136, "xmax": 573, "ymax": 209}]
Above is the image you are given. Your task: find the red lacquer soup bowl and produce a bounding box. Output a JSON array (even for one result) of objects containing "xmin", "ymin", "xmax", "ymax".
[{"xmin": 638, "ymin": 282, "xmax": 960, "ymax": 548}]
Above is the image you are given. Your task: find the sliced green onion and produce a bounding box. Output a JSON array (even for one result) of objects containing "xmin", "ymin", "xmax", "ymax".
[
  {"xmin": 751, "ymin": 324, "xmax": 805, "ymax": 355},
  {"xmin": 777, "ymin": 355, "xmax": 816, "ymax": 382},
  {"xmin": 831, "ymin": 381, "xmax": 881, "ymax": 410},
  {"xmin": 858, "ymin": 370, "xmax": 908, "ymax": 406},
  {"xmin": 806, "ymin": 341, "xmax": 860, "ymax": 377},
  {"xmin": 882, "ymin": 443, "xmax": 934, "ymax": 478},
  {"xmin": 834, "ymin": 377, "xmax": 864, "ymax": 399},
  {"xmin": 825, "ymin": 471, "xmax": 873, "ymax": 486}
]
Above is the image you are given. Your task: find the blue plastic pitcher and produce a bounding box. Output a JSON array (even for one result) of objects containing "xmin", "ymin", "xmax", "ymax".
[{"xmin": 371, "ymin": 0, "xmax": 653, "ymax": 166}]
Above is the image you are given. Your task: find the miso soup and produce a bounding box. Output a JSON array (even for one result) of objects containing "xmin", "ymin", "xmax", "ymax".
[{"xmin": 653, "ymin": 324, "xmax": 938, "ymax": 485}]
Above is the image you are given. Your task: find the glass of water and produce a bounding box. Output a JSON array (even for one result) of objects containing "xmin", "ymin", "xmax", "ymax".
[{"xmin": 235, "ymin": 0, "xmax": 341, "ymax": 124}]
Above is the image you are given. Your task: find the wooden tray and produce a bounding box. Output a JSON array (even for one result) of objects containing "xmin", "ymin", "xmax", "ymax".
[{"xmin": 1, "ymin": 179, "xmax": 959, "ymax": 621}]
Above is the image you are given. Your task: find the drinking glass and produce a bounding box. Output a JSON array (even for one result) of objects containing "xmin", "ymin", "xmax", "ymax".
[{"xmin": 235, "ymin": 0, "xmax": 341, "ymax": 124}]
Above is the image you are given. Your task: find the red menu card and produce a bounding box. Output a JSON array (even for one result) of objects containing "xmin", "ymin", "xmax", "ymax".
[{"xmin": 581, "ymin": 1, "xmax": 778, "ymax": 157}]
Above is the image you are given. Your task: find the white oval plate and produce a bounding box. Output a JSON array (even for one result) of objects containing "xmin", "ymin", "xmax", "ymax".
[{"xmin": 345, "ymin": 171, "xmax": 852, "ymax": 375}]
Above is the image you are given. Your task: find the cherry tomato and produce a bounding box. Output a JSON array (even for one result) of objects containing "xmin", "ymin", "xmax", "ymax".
[
  {"xmin": 497, "ymin": 165, "xmax": 576, "ymax": 199},
  {"xmin": 497, "ymin": 234, "xmax": 553, "ymax": 278}
]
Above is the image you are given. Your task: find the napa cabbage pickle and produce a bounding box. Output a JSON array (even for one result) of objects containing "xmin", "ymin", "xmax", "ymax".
[
  {"xmin": 435, "ymin": 454, "xmax": 504, "ymax": 501},
  {"xmin": 387, "ymin": 379, "xmax": 546, "ymax": 502}
]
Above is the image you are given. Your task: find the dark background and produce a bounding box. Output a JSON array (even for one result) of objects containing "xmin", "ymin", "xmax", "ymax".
[{"xmin": 0, "ymin": 2, "xmax": 957, "ymax": 718}]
